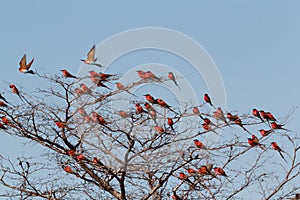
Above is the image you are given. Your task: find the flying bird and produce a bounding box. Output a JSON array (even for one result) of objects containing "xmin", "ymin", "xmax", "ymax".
[
  {"xmin": 19, "ymin": 54, "xmax": 34, "ymax": 74},
  {"xmin": 81, "ymin": 45, "xmax": 103, "ymax": 67},
  {"xmin": 61, "ymin": 70, "xmax": 77, "ymax": 78}
]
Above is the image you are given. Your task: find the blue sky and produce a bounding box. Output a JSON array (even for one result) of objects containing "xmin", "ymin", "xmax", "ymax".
[{"xmin": 0, "ymin": 0, "xmax": 299, "ymax": 198}]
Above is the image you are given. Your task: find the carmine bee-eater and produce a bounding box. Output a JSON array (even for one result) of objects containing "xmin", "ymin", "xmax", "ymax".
[
  {"xmin": 91, "ymin": 112, "xmax": 111, "ymax": 125},
  {"xmin": 168, "ymin": 72, "xmax": 180, "ymax": 89},
  {"xmin": 78, "ymin": 108, "xmax": 88, "ymax": 117},
  {"xmin": 202, "ymin": 123, "xmax": 212, "ymax": 131},
  {"xmin": 179, "ymin": 172, "xmax": 193, "ymax": 185},
  {"xmin": 271, "ymin": 122, "xmax": 290, "ymax": 131},
  {"xmin": 55, "ymin": 121, "xmax": 67, "ymax": 129},
  {"xmin": 89, "ymin": 70, "xmax": 100, "ymax": 84},
  {"xmin": 144, "ymin": 71, "xmax": 161, "ymax": 82},
  {"xmin": 19, "ymin": 54, "xmax": 34, "ymax": 74},
  {"xmin": 265, "ymin": 112, "xmax": 276, "ymax": 121},
  {"xmin": 167, "ymin": 118, "xmax": 175, "ymax": 131},
  {"xmin": 93, "ymin": 157, "xmax": 102, "ymax": 165},
  {"xmin": 198, "ymin": 165, "xmax": 214, "ymax": 176},
  {"xmin": 118, "ymin": 110, "xmax": 131, "ymax": 118},
  {"xmin": 157, "ymin": 98, "xmax": 177, "ymax": 114},
  {"xmin": 252, "ymin": 108, "xmax": 264, "ymax": 122},
  {"xmin": 67, "ymin": 150, "xmax": 76, "ymax": 157},
  {"xmin": 61, "ymin": 69, "xmax": 77, "ymax": 78},
  {"xmin": 271, "ymin": 142, "xmax": 287, "ymax": 162},
  {"xmin": 259, "ymin": 129, "xmax": 273, "ymax": 137},
  {"xmin": 137, "ymin": 70, "xmax": 146, "ymax": 79},
  {"xmin": 214, "ymin": 107, "xmax": 228, "ymax": 124},
  {"xmin": 1, "ymin": 116, "xmax": 10, "ymax": 125},
  {"xmin": 154, "ymin": 125, "xmax": 165, "ymax": 134},
  {"xmin": 9, "ymin": 84, "xmax": 20, "ymax": 96},
  {"xmin": 248, "ymin": 135, "xmax": 264, "ymax": 149},
  {"xmin": 213, "ymin": 167, "xmax": 228, "ymax": 177},
  {"xmin": 80, "ymin": 83, "xmax": 92, "ymax": 95},
  {"xmin": 81, "ymin": 45, "xmax": 103, "ymax": 67},
  {"xmin": 76, "ymin": 154, "xmax": 86, "ymax": 161},
  {"xmin": 144, "ymin": 94, "xmax": 157, "ymax": 104},
  {"xmin": 193, "ymin": 139, "xmax": 204, "ymax": 149},
  {"xmin": 187, "ymin": 168, "xmax": 197, "ymax": 175},
  {"xmin": 0, "ymin": 94, "xmax": 8, "ymax": 104},
  {"xmin": 99, "ymin": 72, "xmax": 114, "ymax": 81},
  {"xmin": 0, "ymin": 101, "xmax": 8, "ymax": 107},
  {"xmin": 193, "ymin": 107, "xmax": 200, "ymax": 115},
  {"xmin": 115, "ymin": 82, "xmax": 138, "ymax": 98},
  {"xmin": 135, "ymin": 103, "xmax": 148, "ymax": 114},
  {"xmin": 204, "ymin": 94, "xmax": 214, "ymax": 107},
  {"xmin": 64, "ymin": 166, "xmax": 74, "ymax": 174},
  {"xmin": 227, "ymin": 113, "xmax": 250, "ymax": 134},
  {"xmin": 259, "ymin": 110, "xmax": 268, "ymax": 120}
]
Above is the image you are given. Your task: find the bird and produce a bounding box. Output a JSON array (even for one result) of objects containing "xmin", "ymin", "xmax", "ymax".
[
  {"xmin": 89, "ymin": 70, "xmax": 100, "ymax": 83},
  {"xmin": 144, "ymin": 94, "xmax": 157, "ymax": 104},
  {"xmin": 99, "ymin": 72, "xmax": 114, "ymax": 81},
  {"xmin": 118, "ymin": 110, "xmax": 131, "ymax": 118},
  {"xmin": 259, "ymin": 129, "xmax": 273, "ymax": 137},
  {"xmin": 156, "ymin": 98, "xmax": 177, "ymax": 114},
  {"xmin": 168, "ymin": 72, "xmax": 180, "ymax": 89},
  {"xmin": 80, "ymin": 84, "xmax": 92, "ymax": 95},
  {"xmin": 252, "ymin": 108, "xmax": 264, "ymax": 122},
  {"xmin": 0, "ymin": 101, "xmax": 8, "ymax": 107},
  {"xmin": 154, "ymin": 125, "xmax": 165, "ymax": 134},
  {"xmin": 135, "ymin": 103, "xmax": 148, "ymax": 114},
  {"xmin": 227, "ymin": 113, "xmax": 251, "ymax": 134},
  {"xmin": 178, "ymin": 172, "xmax": 193, "ymax": 185},
  {"xmin": 144, "ymin": 71, "xmax": 161, "ymax": 82},
  {"xmin": 265, "ymin": 112, "xmax": 277, "ymax": 121},
  {"xmin": 271, "ymin": 122, "xmax": 290, "ymax": 131},
  {"xmin": 0, "ymin": 94, "xmax": 8, "ymax": 104},
  {"xmin": 248, "ymin": 135, "xmax": 264, "ymax": 149},
  {"xmin": 192, "ymin": 107, "xmax": 200, "ymax": 115},
  {"xmin": 9, "ymin": 84, "xmax": 20, "ymax": 96},
  {"xmin": 204, "ymin": 94, "xmax": 214, "ymax": 107},
  {"xmin": 198, "ymin": 165, "xmax": 214, "ymax": 176},
  {"xmin": 213, "ymin": 167, "xmax": 228, "ymax": 177},
  {"xmin": 1, "ymin": 116, "xmax": 10, "ymax": 125},
  {"xmin": 271, "ymin": 142, "xmax": 287, "ymax": 162},
  {"xmin": 167, "ymin": 118, "xmax": 175, "ymax": 131},
  {"xmin": 137, "ymin": 70, "xmax": 146, "ymax": 79},
  {"xmin": 19, "ymin": 54, "xmax": 34, "ymax": 74},
  {"xmin": 91, "ymin": 112, "xmax": 111, "ymax": 125},
  {"xmin": 81, "ymin": 45, "xmax": 103, "ymax": 67},
  {"xmin": 115, "ymin": 82, "xmax": 138, "ymax": 98},
  {"xmin": 76, "ymin": 154, "xmax": 86, "ymax": 161},
  {"xmin": 97, "ymin": 80, "xmax": 110, "ymax": 89},
  {"xmin": 213, "ymin": 107, "xmax": 228, "ymax": 124},
  {"xmin": 187, "ymin": 168, "xmax": 197, "ymax": 175},
  {"xmin": 193, "ymin": 139, "xmax": 204, "ymax": 149},
  {"xmin": 61, "ymin": 69, "xmax": 77, "ymax": 78},
  {"xmin": 55, "ymin": 121, "xmax": 67, "ymax": 129},
  {"xmin": 64, "ymin": 166, "xmax": 74, "ymax": 173}
]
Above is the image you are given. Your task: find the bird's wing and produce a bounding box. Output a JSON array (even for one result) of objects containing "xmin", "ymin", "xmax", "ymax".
[
  {"xmin": 87, "ymin": 45, "xmax": 95, "ymax": 61},
  {"xmin": 26, "ymin": 58, "xmax": 34, "ymax": 69},
  {"xmin": 19, "ymin": 54, "xmax": 27, "ymax": 69}
]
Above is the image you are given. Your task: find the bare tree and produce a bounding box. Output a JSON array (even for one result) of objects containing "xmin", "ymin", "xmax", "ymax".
[{"xmin": 0, "ymin": 68, "xmax": 299, "ymax": 200}]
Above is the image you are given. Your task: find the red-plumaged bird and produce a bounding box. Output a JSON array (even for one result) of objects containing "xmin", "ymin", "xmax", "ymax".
[
  {"xmin": 19, "ymin": 54, "xmax": 34, "ymax": 74},
  {"xmin": 167, "ymin": 118, "xmax": 175, "ymax": 131},
  {"xmin": 135, "ymin": 103, "xmax": 148, "ymax": 114},
  {"xmin": 168, "ymin": 72, "xmax": 180, "ymax": 88},
  {"xmin": 0, "ymin": 101, "xmax": 8, "ymax": 107},
  {"xmin": 78, "ymin": 108, "xmax": 88, "ymax": 117},
  {"xmin": 227, "ymin": 113, "xmax": 251, "ymax": 134},
  {"xmin": 187, "ymin": 168, "xmax": 197, "ymax": 175},
  {"xmin": 214, "ymin": 107, "xmax": 228, "ymax": 124},
  {"xmin": 198, "ymin": 165, "xmax": 213, "ymax": 176},
  {"xmin": 213, "ymin": 167, "xmax": 228, "ymax": 177},
  {"xmin": 202, "ymin": 123, "xmax": 212, "ymax": 131},
  {"xmin": 64, "ymin": 166, "xmax": 74, "ymax": 174},
  {"xmin": 1, "ymin": 116, "xmax": 10, "ymax": 125},
  {"xmin": 154, "ymin": 125, "xmax": 165, "ymax": 134},
  {"xmin": 118, "ymin": 110, "xmax": 131, "ymax": 118},
  {"xmin": 252, "ymin": 108, "xmax": 264, "ymax": 122},
  {"xmin": 0, "ymin": 123, "xmax": 7, "ymax": 130},
  {"xmin": 248, "ymin": 135, "xmax": 264, "ymax": 149},
  {"xmin": 193, "ymin": 139, "xmax": 204, "ymax": 149},
  {"xmin": 144, "ymin": 71, "xmax": 161, "ymax": 82},
  {"xmin": 265, "ymin": 112, "xmax": 276, "ymax": 121},
  {"xmin": 9, "ymin": 84, "xmax": 20, "ymax": 96},
  {"xmin": 93, "ymin": 157, "xmax": 101, "ymax": 165},
  {"xmin": 204, "ymin": 94, "xmax": 213, "ymax": 107},
  {"xmin": 137, "ymin": 70, "xmax": 146, "ymax": 79},
  {"xmin": 156, "ymin": 98, "xmax": 175, "ymax": 113},
  {"xmin": 89, "ymin": 70, "xmax": 100, "ymax": 83},
  {"xmin": 76, "ymin": 154, "xmax": 86, "ymax": 161},
  {"xmin": 61, "ymin": 69, "xmax": 77, "ymax": 78},
  {"xmin": 226, "ymin": 113, "xmax": 239, "ymax": 121},
  {"xmin": 259, "ymin": 129, "xmax": 273, "ymax": 137},
  {"xmin": 80, "ymin": 83, "xmax": 92, "ymax": 95},
  {"xmin": 116, "ymin": 82, "xmax": 125, "ymax": 90},
  {"xmin": 192, "ymin": 107, "xmax": 200, "ymax": 115},
  {"xmin": 149, "ymin": 110, "xmax": 157, "ymax": 122},
  {"xmin": 97, "ymin": 80, "xmax": 110, "ymax": 89},
  {"xmin": 271, "ymin": 122, "xmax": 289, "ymax": 131},
  {"xmin": 144, "ymin": 103, "xmax": 154, "ymax": 111},
  {"xmin": 203, "ymin": 118, "xmax": 211, "ymax": 125},
  {"xmin": 144, "ymin": 94, "xmax": 157, "ymax": 104},
  {"xmin": 259, "ymin": 110, "xmax": 268, "ymax": 120},
  {"xmin": 67, "ymin": 150, "xmax": 76, "ymax": 157},
  {"xmin": 271, "ymin": 142, "xmax": 287, "ymax": 161},
  {"xmin": 55, "ymin": 121, "xmax": 67, "ymax": 129},
  {"xmin": 178, "ymin": 172, "xmax": 193, "ymax": 185},
  {"xmin": 91, "ymin": 112, "xmax": 111, "ymax": 125},
  {"xmin": 81, "ymin": 45, "xmax": 103, "ymax": 67}
]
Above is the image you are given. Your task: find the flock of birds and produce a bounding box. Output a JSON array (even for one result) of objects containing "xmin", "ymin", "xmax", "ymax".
[{"xmin": 0, "ymin": 45, "xmax": 291, "ymax": 199}]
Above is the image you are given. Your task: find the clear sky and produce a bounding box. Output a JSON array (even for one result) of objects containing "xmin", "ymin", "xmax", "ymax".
[{"xmin": 0, "ymin": 0, "xmax": 299, "ymax": 198}]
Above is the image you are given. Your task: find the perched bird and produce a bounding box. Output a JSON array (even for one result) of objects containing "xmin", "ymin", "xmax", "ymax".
[
  {"xmin": 156, "ymin": 98, "xmax": 177, "ymax": 113},
  {"xmin": 198, "ymin": 165, "xmax": 214, "ymax": 176},
  {"xmin": 0, "ymin": 101, "xmax": 8, "ymax": 107},
  {"xmin": 97, "ymin": 80, "xmax": 110, "ymax": 89},
  {"xmin": 99, "ymin": 72, "xmax": 114, "ymax": 81},
  {"xmin": 93, "ymin": 157, "xmax": 102, "ymax": 165},
  {"xmin": 55, "ymin": 121, "xmax": 67, "ymax": 129},
  {"xmin": 265, "ymin": 112, "xmax": 277, "ymax": 121},
  {"xmin": 193, "ymin": 139, "xmax": 204, "ymax": 149},
  {"xmin": 118, "ymin": 110, "xmax": 131, "ymax": 118},
  {"xmin": 154, "ymin": 125, "xmax": 165, "ymax": 134},
  {"xmin": 259, "ymin": 110, "xmax": 268, "ymax": 120},
  {"xmin": 81, "ymin": 45, "xmax": 103, "ymax": 67},
  {"xmin": 80, "ymin": 84, "xmax": 92, "ymax": 95},
  {"xmin": 259, "ymin": 129, "xmax": 273, "ymax": 137},
  {"xmin": 76, "ymin": 154, "xmax": 86, "ymax": 161},
  {"xmin": 144, "ymin": 94, "xmax": 157, "ymax": 104},
  {"xmin": 0, "ymin": 94, "xmax": 8, "ymax": 104},
  {"xmin": 204, "ymin": 94, "xmax": 213, "ymax": 107},
  {"xmin": 1, "ymin": 116, "xmax": 10, "ymax": 125},
  {"xmin": 61, "ymin": 69, "xmax": 77, "ymax": 78},
  {"xmin": 89, "ymin": 70, "xmax": 100, "ymax": 83},
  {"xmin": 144, "ymin": 71, "xmax": 161, "ymax": 82},
  {"xmin": 167, "ymin": 118, "xmax": 175, "ymax": 131},
  {"xmin": 192, "ymin": 107, "xmax": 200, "ymax": 115},
  {"xmin": 271, "ymin": 122, "xmax": 290, "ymax": 131},
  {"xmin": 187, "ymin": 168, "xmax": 197, "ymax": 175},
  {"xmin": 227, "ymin": 113, "xmax": 250, "ymax": 134},
  {"xmin": 214, "ymin": 107, "xmax": 228, "ymax": 124},
  {"xmin": 9, "ymin": 84, "xmax": 20, "ymax": 96},
  {"xmin": 248, "ymin": 135, "xmax": 264, "ymax": 149},
  {"xmin": 137, "ymin": 70, "xmax": 146, "ymax": 79},
  {"xmin": 271, "ymin": 142, "xmax": 287, "ymax": 161},
  {"xmin": 179, "ymin": 172, "xmax": 193, "ymax": 185},
  {"xmin": 19, "ymin": 54, "xmax": 34, "ymax": 74},
  {"xmin": 91, "ymin": 112, "xmax": 111, "ymax": 125},
  {"xmin": 0, "ymin": 123, "xmax": 7, "ymax": 130},
  {"xmin": 213, "ymin": 167, "xmax": 228, "ymax": 177},
  {"xmin": 115, "ymin": 82, "xmax": 138, "ymax": 98},
  {"xmin": 67, "ymin": 150, "xmax": 76, "ymax": 157},
  {"xmin": 64, "ymin": 166, "xmax": 74, "ymax": 173},
  {"xmin": 252, "ymin": 108, "xmax": 264, "ymax": 122},
  {"xmin": 135, "ymin": 103, "xmax": 148, "ymax": 114},
  {"xmin": 168, "ymin": 72, "xmax": 180, "ymax": 89}
]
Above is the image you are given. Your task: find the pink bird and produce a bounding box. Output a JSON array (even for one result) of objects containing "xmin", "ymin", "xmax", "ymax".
[{"xmin": 168, "ymin": 72, "xmax": 180, "ymax": 89}]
